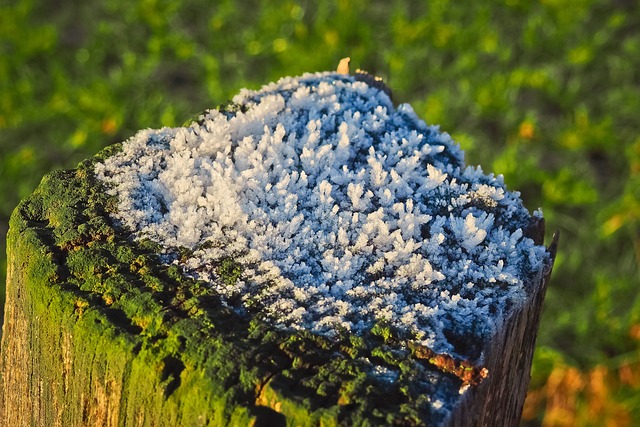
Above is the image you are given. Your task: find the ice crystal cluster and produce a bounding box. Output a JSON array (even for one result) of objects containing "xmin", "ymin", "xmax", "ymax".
[{"xmin": 95, "ymin": 72, "xmax": 549, "ymax": 357}]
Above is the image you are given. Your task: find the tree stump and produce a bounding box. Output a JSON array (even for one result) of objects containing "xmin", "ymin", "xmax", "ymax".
[{"xmin": 0, "ymin": 71, "xmax": 557, "ymax": 426}]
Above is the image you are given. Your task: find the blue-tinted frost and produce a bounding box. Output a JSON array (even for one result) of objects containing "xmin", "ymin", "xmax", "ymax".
[{"xmin": 95, "ymin": 72, "xmax": 550, "ymax": 357}]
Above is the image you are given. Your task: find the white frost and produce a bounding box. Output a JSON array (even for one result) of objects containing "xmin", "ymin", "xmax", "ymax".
[{"xmin": 95, "ymin": 71, "xmax": 550, "ymax": 357}]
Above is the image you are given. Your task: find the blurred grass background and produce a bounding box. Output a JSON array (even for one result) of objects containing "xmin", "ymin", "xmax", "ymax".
[{"xmin": 1, "ymin": 0, "xmax": 638, "ymax": 424}]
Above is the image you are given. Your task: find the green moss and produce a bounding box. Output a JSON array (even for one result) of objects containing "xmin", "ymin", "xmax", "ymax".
[
  {"xmin": 370, "ymin": 321, "xmax": 394, "ymax": 343},
  {"xmin": 217, "ymin": 257, "xmax": 243, "ymax": 288}
]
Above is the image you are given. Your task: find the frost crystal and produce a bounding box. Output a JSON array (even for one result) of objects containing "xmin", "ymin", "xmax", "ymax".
[{"xmin": 95, "ymin": 72, "xmax": 550, "ymax": 357}]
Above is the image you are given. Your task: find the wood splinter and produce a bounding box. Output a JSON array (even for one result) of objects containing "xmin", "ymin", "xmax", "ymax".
[{"xmin": 337, "ymin": 57, "xmax": 350, "ymax": 74}]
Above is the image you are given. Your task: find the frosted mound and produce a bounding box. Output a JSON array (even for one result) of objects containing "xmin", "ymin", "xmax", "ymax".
[{"xmin": 95, "ymin": 72, "xmax": 549, "ymax": 356}]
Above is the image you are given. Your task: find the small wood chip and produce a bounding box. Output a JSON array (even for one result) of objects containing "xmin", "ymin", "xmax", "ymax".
[{"xmin": 337, "ymin": 57, "xmax": 350, "ymax": 74}]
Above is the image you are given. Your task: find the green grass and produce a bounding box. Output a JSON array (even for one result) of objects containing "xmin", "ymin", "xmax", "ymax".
[{"xmin": 1, "ymin": 0, "xmax": 639, "ymax": 423}]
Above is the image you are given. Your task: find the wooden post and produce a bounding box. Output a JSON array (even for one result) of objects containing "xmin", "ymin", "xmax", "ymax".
[{"xmin": 0, "ymin": 75, "xmax": 557, "ymax": 426}]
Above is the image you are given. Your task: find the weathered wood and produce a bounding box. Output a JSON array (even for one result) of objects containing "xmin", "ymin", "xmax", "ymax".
[
  {"xmin": 445, "ymin": 231, "xmax": 558, "ymax": 426},
  {"xmin": 0, "ymin": 165, "xmax": 557, "ymax": 427}
]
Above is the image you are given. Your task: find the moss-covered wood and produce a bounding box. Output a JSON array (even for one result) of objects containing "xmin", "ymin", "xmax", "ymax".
[{"xmin": 0, "ymin": 145, "xmax": 556, "ymax": 426}]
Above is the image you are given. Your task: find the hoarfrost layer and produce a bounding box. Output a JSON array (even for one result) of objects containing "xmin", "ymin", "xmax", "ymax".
[{"xmin": 95, "ymin": 72, "xmax": 549, "ymax": 357}]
